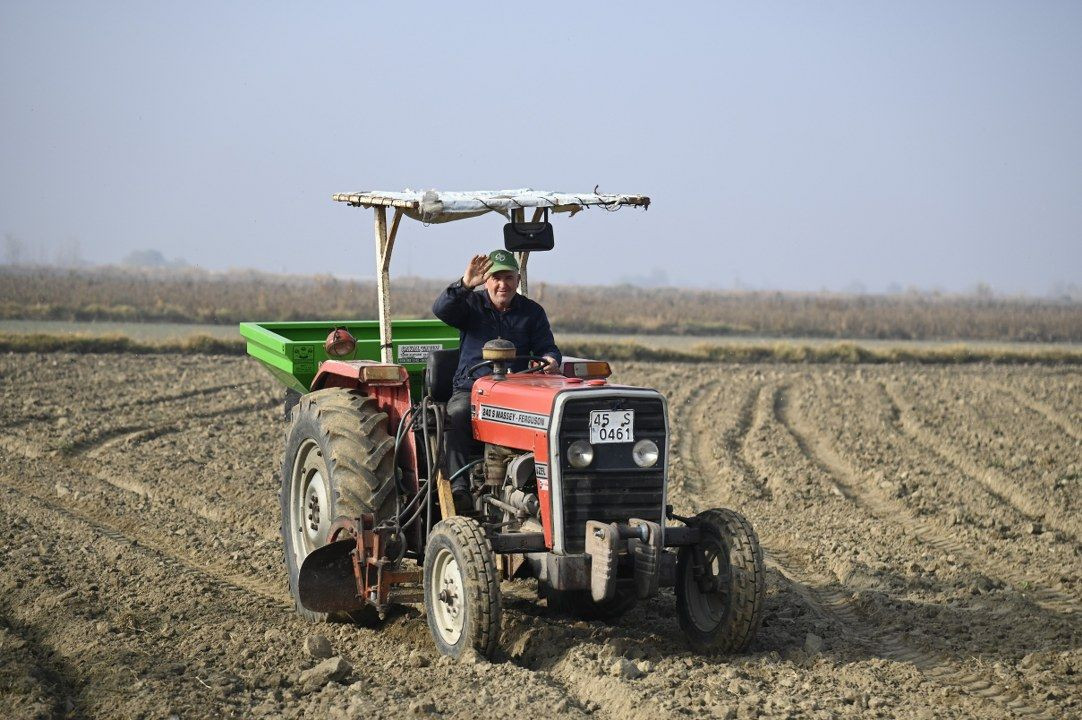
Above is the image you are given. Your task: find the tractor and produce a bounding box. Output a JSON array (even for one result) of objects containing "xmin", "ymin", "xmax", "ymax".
[{"xmin": 240, "ymin": 188, "xmax": 765, "ymax": 659}]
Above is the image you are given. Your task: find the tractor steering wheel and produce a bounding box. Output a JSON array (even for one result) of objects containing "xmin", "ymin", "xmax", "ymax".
[{"xmin": 466, "ymin": 355, "xmax": 551, "ymax": 379}]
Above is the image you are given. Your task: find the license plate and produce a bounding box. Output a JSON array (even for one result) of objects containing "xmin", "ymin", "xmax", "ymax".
[{"xmin": 589, "ymin": 410, "xmax": 634, "ymax": 444}]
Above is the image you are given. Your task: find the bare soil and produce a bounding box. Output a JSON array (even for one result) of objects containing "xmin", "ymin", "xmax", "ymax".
[{"xmin": 0, "ymin": 354, "xmax": 1078, "ymax": 719}]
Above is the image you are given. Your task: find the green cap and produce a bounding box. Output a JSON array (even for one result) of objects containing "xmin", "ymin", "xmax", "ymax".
[{"xmin": 487, "ymin": 249, "xmax": 519, "ymax": 275}]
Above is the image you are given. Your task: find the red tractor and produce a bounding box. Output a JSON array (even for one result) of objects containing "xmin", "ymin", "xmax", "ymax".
[{"xmin": 242, "ymin": 189, "xmax": 764, "ymax": 659}]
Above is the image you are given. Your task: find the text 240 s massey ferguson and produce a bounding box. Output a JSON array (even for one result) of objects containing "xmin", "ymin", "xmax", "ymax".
[{"xmin": 239, "ymin": 188, "xmax": 765, "ymax": 659}]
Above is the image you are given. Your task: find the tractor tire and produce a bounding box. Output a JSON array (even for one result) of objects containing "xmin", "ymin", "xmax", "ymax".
[
  {"xmin": 280, "ymin": 388, "xmax": 397, "ymax": 623},
  {"xmin": 423, "ymin": 516, "xmax": 502, "ymax": 660},
  {"xmin": 675, "ymin": 508, "xmax": 764, "ymax": 653},
  {"xmin": 543, "ymin": 588, "xmax": 638, "ymax": 622}
]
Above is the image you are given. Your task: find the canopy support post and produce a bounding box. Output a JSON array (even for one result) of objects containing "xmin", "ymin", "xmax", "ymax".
[
  {"xmin": 510, "ymin": 208, "xmax": 530, "ymax": 297},
  {"xmin": 516, "ymin": 251, "xmax": 530, "ymax": 297},
  {"xmin": 373, "ymin": 207, "xmax": 402, "ymax": 364}
]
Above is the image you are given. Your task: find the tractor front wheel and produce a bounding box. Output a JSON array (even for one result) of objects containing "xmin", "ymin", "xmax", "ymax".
[
  {"xmin": 423, "ymin": 516, "xmax": 502, "ymax": 660},
  {"xmin": 675, "ymin": 508, "xmax": 765, "ymax": 653},
  {"xmin": 280, "ymin": 388, "xmax": 397, "ymax": 623}
]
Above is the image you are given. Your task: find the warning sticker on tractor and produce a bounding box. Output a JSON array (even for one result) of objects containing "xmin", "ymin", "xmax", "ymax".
[
  {"xmin": 396, "ymin": 343, "xmax": 443, "ymax": 364},
  {"xmin": 535, "ymin": 463, "xmax": 549, "ymax": 491},
  {"xmin": 478, "ymin": 404, "xmax": 549, "ymax": 430}
]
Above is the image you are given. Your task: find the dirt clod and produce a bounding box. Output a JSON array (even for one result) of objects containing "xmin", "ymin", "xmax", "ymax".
[
  {"xmin": 408, "ymin": 699, "xmax": 438, "ymax": 715},
  {"xmin": 407, "ymin": 650, "xmax": 431, "ymax": 668},
  {"xmin": 609, "ymin": 657, "xmax": 643, "ymax": 679},
  {"xmin": 304, "ymin": 634, "xmax": 333, "ymax": 659},
  {"xmin": 298, "ymin": 656, "xmax": 351, "ymax": 691}
]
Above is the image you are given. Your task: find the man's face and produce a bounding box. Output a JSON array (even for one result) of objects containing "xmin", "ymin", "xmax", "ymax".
[{"xmin": 486, "ymin": 270, "xmax": 520, "ymax": 308}]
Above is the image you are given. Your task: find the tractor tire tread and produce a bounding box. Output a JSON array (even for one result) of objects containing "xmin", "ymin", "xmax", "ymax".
[
  {"xmin": 677, "ymin": 507, "xmax": 765, "ymax": 654},
  {"xmin": 426, "ymin": 516, "xmax": 502, "ymax": 659}
]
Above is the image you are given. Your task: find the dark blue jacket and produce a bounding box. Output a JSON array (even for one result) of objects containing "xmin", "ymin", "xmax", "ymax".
[{"xmin": 432, "ymin": 280, "xmax": 561, "ymax": 392}]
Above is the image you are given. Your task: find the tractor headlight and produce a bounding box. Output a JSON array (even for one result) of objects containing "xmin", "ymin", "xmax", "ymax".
[
  {"xmin": 567, "ymin": 440, "xmax": 594, "ymax": 468},
  {"xmin": 632, "ymin": 439, "xmax": 659, "ymax": 467}
]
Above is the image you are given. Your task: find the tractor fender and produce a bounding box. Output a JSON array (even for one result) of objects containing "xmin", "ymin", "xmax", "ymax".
[
  {"xmin": 310, "ymin": 359, "xmax": 409, "ymax": 392},
  {"xmin": 310, "ymin": 359, "xmax": 419, "ymax": 497}
]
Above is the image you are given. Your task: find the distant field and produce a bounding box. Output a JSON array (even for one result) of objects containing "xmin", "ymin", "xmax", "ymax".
[
  {"xmin": 2, "ymin": 325, "xmax": 1080, "ymax": 365},
  {"xmin": 6, "ymin": 320, "xmax": 1078, "ymax": 355},
  {"xmin": 3, "ymin": 266, "xmax": 1080, "ymax": 342},
  {"xmin": 0, "ymin": 319, "xmax": 239, "ymax": 341}
]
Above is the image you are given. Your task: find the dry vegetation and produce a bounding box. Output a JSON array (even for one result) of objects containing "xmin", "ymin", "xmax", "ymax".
[
  {"xmin": 2, "ymin": 333, "xmax": 1079, "ymax": 365},
  {"xmin": 3, "ymin": 266, "xmax": 1080, "ymax": 342}
]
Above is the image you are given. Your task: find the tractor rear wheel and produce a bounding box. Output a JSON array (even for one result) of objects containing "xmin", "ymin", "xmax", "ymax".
[
  {"xmin": 675, "ymin": 508, "xmax": 764, "ymax": 653},
  {"xmin": 280, "ymin": 388, "xmax": 397, "ymax": 622},
  {"xmin": 423, "ymin": 516, "xmax": 502, "ymax": 660}
]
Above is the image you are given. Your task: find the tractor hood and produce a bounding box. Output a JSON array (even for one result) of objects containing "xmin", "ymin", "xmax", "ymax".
[{"xmin": 470, "ymin": 374, "xmax": 632, "ymax": 447}]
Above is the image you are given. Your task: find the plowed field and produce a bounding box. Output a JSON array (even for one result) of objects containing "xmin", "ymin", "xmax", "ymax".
[{"xmin": 1, "ymin": 354, "xmax": 1078, "ymax": 719}]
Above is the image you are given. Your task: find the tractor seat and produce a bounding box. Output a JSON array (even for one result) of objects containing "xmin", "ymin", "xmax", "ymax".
[{"xmin": 424, "ymin": 348, "xmax": 461, "ymax": 403}]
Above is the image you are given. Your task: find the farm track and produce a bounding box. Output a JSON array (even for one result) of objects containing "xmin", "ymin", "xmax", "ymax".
[{"xmin": 2, "ymin": 354, "xmax": 1079, "ymax": 719}]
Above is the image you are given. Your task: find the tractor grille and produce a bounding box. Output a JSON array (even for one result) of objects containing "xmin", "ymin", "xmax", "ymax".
[{"xmin": 557, "ymin": 395, "xmax": 666, "ymax": 554}]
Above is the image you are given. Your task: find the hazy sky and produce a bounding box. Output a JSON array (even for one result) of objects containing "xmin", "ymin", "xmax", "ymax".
[{"xmin": 2, "ymin": 1, "xmax": 1080, "ymax": 294}]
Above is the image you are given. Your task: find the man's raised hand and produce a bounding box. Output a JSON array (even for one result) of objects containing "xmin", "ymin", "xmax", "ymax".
[{"xmin": 463, "ymin": 254, "xmax": 492, "ymax": 288}]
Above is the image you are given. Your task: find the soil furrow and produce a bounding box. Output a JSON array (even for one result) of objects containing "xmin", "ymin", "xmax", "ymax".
[
  {"xmin": 882, "ymin": 381, "xmax": 1082, "ymax": 546},
  {"xmin": 676, "ymin": 377, "xmax": 723, "ymax": 506},
  {"xmin": 730, "ymin": 383, "xmax": 1061, "ymax": 718},
  {"xmin": 2, "ymin": 432, "xmax": 278, "ymax": 543},
  {"xmin": 666, "ymin": 374, "xmax": 718, "ymax": 509},
  {"xmin": 776, "ymin": 382, "xmax": 1081, "ymax": 615},
  {"xmin": 0, "ymin": 486, "xmax": 330, "ymax": 719},
  {"xmin": 0, "ymin": 472, "xmax": 290, "ymax": 611},
  {"xmin": 672, "ymin": 375, "xmax": 975, "ymax": 715},
  {"xmin": 764, "ymin": 538, "xmax": 1054, "ymax": 717},
  {"xmin": 722, "ymin": 382, "xmax": 768, "ymax": 501},
  {"xmin": 70, "ymin": 396, "xmax": 278, "ymax": 457},
  {"xmin": 986, "ymin": 379, "xmax": 1082, "ymax": 443},
  {"xmin": 104, "ymin": 381, "xmax": 264, "ymax": 412}
]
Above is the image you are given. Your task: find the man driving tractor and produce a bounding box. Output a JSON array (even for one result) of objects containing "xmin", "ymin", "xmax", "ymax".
[{"xmin": 432, "ymin": 250, "xmax": 561, "ymax": 512}]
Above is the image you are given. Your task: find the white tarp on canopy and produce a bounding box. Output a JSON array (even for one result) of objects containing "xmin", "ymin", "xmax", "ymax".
[{"xmin": 332, "ymin": 188, "xmax": 650, "ymax": 223}]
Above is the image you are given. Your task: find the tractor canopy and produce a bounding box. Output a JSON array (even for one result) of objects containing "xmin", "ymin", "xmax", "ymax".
[
  {"xmin": 333, "ymin": 188, "xmax": 651, "ymax": 366},
  {"xmin": 331, "ymin": 188, "xmax": 650, "ymax": 223}
]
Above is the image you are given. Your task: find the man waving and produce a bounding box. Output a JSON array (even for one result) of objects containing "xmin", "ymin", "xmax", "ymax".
[{"xmin": 432, "ymin": 250, "xmax": 561, "ymax": 511}]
